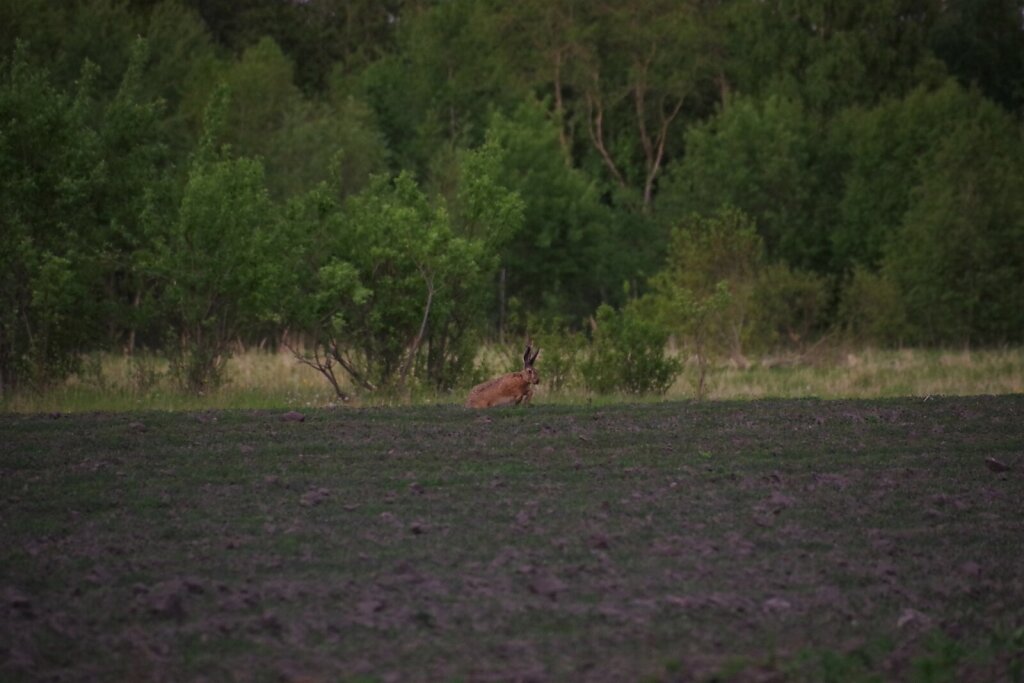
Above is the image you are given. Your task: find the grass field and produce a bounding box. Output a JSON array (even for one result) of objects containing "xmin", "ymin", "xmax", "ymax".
[
  {"xmin": 2, "ymin": 346, "xmax": 1023, "ymax": 413},
  {"xmin": 2, "ymin": 396, "xmax": 1022, "ymax": 681}
]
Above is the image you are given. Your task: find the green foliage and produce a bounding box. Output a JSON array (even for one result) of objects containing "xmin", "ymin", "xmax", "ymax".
[
  {"xmin": 642, "ymin": 208, "xmax": 830, "ymax": 394},
  {"xmin": 580, "ymin": 304, "xmax": 681, "ymax": 396},
  {"xmin": 752, "ymin": 264, "xmax": 831, "ymax": 350},
  {"xmin": 50, "ymin": 0, "xmax": 142, "ymax": 96},
  {"xmin": 190, "ymin": 0, "xmax": 398, "ymax": 92},
  {"xmin": 837, "ymin": 267, "xmax": 910, "ymax": 347},
  {"xmin": 92, "ymin": 38, "xmax": 177, "ymax": 352},
  {"xmin": 203, "ymin": 37, "xmax": 390, "ymax": 200},
  {"xmin": 446, "ymin": 135, "xmax": 524, "ymax": 249},
  {"xmin": 833, "ymin": 79, "xmax": 1024, "ymax": 346},
  {"xmin": 649, "ymin": 208, "xmax": 763, "ymax": 360},
  {"xmin": 140, "ymin": 1, "xmax": 219, "ymax": 159},
  {"xmin": 833, "ymin": 81, "xmax": 986, "ymax": 271},
  {"xmin": 0, "ymin": 0, "xmax": 63, "ymax": 65},
  {"xmin": 0, "ymin": 47, "xmax": 103, "ymax": 392},
  {"xmin": 659, "ymin": 95, "xmax": 832, "ymax": 270},
  {"xmin": 221, "ymin": 37, "xmax": 303, "ymax": 163},
  {"xmin": 529, "ymin": 318, "xmax": 586, "ymax": 394},
  {"xmin": 156, "ymin": 94, "xmax": 285, "ymax": 392},
  {"xmin": 486, "ymin": 100, "xmax": 616, "ymax": 319},
  {"xmin": 357, "ymin": 0, "xmax": 513, "ymax": 174},
  {"xmin": 881, "ymin": 102, "xmax": 1024, "ymax": 345},
  {"xmin": 5, "ymin": 0, "xmax": 1024, "ymax": 401},
  {"xmin": 289, "ymin": 144, "xmax": 523, "ymax": 396},
  {"xmin": 339, "ymin": 172, "xmax": 467, "ymax": 390},
  {"xmin": 321, "ymin": 92, "xmax": 392, "ymax": 198},
  {"xmin": 567, "ymin": 0, "xmax": 714, "ymax": 207},
  {"xmin": 929, "ymin": 0, "xmax": 1024, "ymax": 113},
  {"xmin": 724, "ymin": 0, "xmax": 946, "ymax": 113},
  {"xmin": 424, "ymin": 139, "xmax": 525, "ymax": 389}
]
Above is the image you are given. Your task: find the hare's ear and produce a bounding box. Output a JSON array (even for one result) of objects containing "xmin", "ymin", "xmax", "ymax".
[
  {"xmin": 529, "ymin": 346, "xmax": 540, "ymax": 366},
  {"xmin": 523, "ymin": 344, "xmax": 532, "ymax": 366}
]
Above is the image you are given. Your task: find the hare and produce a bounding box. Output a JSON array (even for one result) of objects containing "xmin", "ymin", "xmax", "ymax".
[{"xmin": 465, "ymin": 345, "xmax": 540, "ymax": 408}]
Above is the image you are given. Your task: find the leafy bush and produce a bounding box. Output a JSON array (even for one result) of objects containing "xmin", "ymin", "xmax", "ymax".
[
  {"xmin": 530, "ymin": 318, "xmax": 586, "ymax": 394},
  {"xmin": 838, "ymin": 266, "xmax": 909, "ymax": 346},
  {"xmin": 752, "ymin": 264, "xmax": 830, "ymax": 350},
  {"xmin": 287, "ymin": 139, "xmax": 524, "ymax": 398},
  {"xmin": 580, "ymin": 304, "xmax": 681, "ymax": 395},
  {"xmin": 652, "ymin": 208, "xmax": 762, "ymax": 358}
]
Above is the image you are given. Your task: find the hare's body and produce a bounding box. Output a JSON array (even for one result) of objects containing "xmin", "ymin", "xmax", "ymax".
[{"xmin": 466, "ymin": 345, "xmax": 540, "ymax": 408}]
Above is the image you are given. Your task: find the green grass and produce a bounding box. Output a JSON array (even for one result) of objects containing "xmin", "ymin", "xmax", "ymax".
[{"xmin": 2, "ymin": 396, "xmax": 1022, "ymax": 680}]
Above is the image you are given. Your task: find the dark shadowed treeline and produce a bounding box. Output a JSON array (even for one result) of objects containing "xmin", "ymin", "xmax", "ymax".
[{"xmin": 2, "ymin": 0, "xmax": 1023, "ymax": 397}]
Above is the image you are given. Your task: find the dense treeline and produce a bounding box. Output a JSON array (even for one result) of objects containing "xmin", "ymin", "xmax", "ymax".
[{"xmin": 2, "ymin": 0, "xmax": 1023, "ymax": 397}]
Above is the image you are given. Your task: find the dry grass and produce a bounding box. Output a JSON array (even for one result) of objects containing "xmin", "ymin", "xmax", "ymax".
[
  {"xmin": 693, "ymin": 347, "xmax": 1024, "ymax": 401},
  {"xmin": 2, "ymin": 346, "xmax": 1022, "ymax": 413},
  {"xmin": 1, "ymin": 351, "xmax": 337, "ymax": 413}
]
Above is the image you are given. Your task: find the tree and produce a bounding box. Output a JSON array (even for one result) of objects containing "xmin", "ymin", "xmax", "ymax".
[
  {"xmin": 492, "ymin": 0, "xmax": 589, "ymax": 160},
  {"xmin": 647, "ymin": 208, "xmax": 762, "ymax": 365},
  {"xmin": 485, "ymin": 101, "xmax": 613, "ymax": 321},
  {"xmin": 183, "ymin": 36, "xmax": 389, "ymax": 201},
  {"xmin": 92, "ymin": 38, "xmax": 176, "ymax": 353},
  {"xmin": 55, "ymin": 1, "xmax": 142, "ymax": 94},
  {"xmin": 0, "ymin": 47, "xmax": 104, "ymax": 393},
  {"xmin": 571, "ymin": 0, "xmax": 715, "ymax": 209},
  {"xmin": 642, "ymin": 207, "xmax": 828, "ymax": 391},
  {"xmin": 929, "ymin": 0, "xmax": 1024, "ymax": 114},
  {"xmin": 751, "ymin": 263, "xmax": 830, "ymax": 350},
  {"xmin": 184, "ymin": 0, "xmax": 400, "ymax": 92},
  {"xmin": 139, "ymin": 0, "xmax": 219, "ymax": 160},
  {"xmin": 0, "ymin": 0, "xmax": 64, "ymax": 67},
  {"xmin": 428, "ymin": 137, "xmax": 525, "ymax": 386},
  {"xmin": 881, "ymin": 105, "xmax": 1024, "ymax": 345},
  {"xmin": 834, "ymin": 80, "xmax": 1004, "ymax": 272},
  {"xmin": 216, "ymin": 37, "xmax": 305, "ymax": 196},
  {"xmin": 358, "ymin": 0, "xmax": 515, "ymax": 176},
  {"xmin": 723, "ymin": 0, "xmax": 946, "ymax": 113},
  {"xmin": 288, "ymin": 144, "xmax": 523, "ymax": 397},
  {"xmin": 155, "ymin": 88, "xmax": 286, "ymax": 392},
  {"xmin": 658, "ymin": 93, "xmax": 833, "ymax": 271},
  {"xmin": 579, "ymin": 303, "xmax": 681, "ymax": 396},
  {"xmin": 837, "ymin": 266, "xmax": 909, "ymax": 346},
  {"xmin": 288, "ymin": 174, "xmax": 461, "ymax": 396}
]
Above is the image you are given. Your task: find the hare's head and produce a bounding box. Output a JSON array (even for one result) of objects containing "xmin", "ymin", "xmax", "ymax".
[{"xmin": 522, "ymin": 345, "xmax": 541, "ymax": 385}]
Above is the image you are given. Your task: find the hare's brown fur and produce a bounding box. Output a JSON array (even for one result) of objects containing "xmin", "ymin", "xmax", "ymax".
[{"xmin": 466, "ymin": 345, "xmax": 540, "ymax": 408}]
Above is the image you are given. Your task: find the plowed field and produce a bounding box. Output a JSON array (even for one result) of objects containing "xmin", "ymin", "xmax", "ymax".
[{"xmin": 2, "ymin": 397, "xmax": 1022, "ymax": 681}]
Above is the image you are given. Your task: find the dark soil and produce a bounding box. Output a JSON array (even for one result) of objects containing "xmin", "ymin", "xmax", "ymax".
[{"xmin": 2, "ymin": 396, "xmax": 1023, "ymax": 681}]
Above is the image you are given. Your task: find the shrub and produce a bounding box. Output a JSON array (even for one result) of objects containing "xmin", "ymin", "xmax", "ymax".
[
  {"xmin": 753, "ymin": 264, "xmax": 831, "ymax": 350},
  {"xmin": 837, "ymin": 266, "xmax": 909, "ymax": 346},
  {"xmin": 580, "ymin": 304, "xmax": 681, "ymax": 395},
  {"xmin": 530, "ymin": 318, "xmax": 586, "ymax": 393}
]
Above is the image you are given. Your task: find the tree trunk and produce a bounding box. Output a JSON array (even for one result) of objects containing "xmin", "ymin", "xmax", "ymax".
[
  {"xmin": 398, "ymin": 276, "xmax": 436, "ymax": 388},
  {"xmin": 498, "ymin": 267, "xmax": 507, "ymax": 345}
]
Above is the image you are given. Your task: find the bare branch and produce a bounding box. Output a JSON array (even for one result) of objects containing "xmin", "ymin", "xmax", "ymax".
[
  {"xmin": 398, "ymin": 271, "xmax": 437, "ymax": 388},
  {"xmin": 585, "ymin": 89, "xmax": 628, "ymax": 189},
  {"xmin": 284, "ymin": 340, "xmax": 351, "ymax": 402},
  {"xmin": 332, "ymin": 343, "xmax": 377, "ymax": 392},
  {"xmin": 643, "ymin": 95, "xmax": 686, "ymax": 207}
]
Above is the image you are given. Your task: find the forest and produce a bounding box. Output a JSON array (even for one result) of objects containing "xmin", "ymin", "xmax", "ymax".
[{"xmin": 2, "ymin": 0, "xmax": 1024, "ymax": 400}]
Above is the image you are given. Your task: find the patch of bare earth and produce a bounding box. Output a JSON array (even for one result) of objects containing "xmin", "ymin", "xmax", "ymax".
[{"xmin": 1, "ymin": 396, "xmax": 1022, "ymax": 681}]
